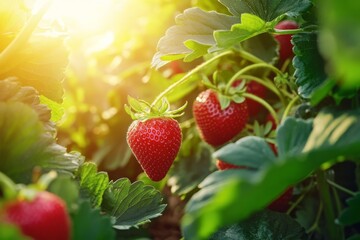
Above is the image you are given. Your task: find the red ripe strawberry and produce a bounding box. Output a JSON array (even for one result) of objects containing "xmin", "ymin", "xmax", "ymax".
[
  {"xmin": 2, "ymin": 191, "xmax": 71, "ymax": 240},
  {"xmin": 127, "ymin": 117, "xmax": 182, "ymax": 181},
  {"xmin": 216, "ymin": 159, "xmax": 246, "ymax": 170},
  {"xmin": 268, "ymin": 187, "xmax": 293, "ymax": 212},
  {"xmin": 246, "ymin": 81, "xmax": 267, "ymax": 116},
  {"xmin": 274, "ymin": 20, "xmax": 299, "ymax": 62},
  {"xmin": 193, "ymin": 89, "xmax": 249, "ymax": 147}
]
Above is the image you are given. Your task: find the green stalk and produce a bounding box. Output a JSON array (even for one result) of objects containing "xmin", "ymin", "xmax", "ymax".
[
  {"xmin": 151, "ymin": 50, "xmax": 233, "ymax": 107},
  {"xmin": 327, "ymin": 179, "xmax": 356, "ymax": 196},
  {"xmin": 316, "ymin": 170, "xmax": 344, "ymax": 240},
  {"xmin": 237, "ymin": 50, "xmax": 265, "ymax": 64},
  {"xmin": 225, "ymin": 63, "xmax": 283, "ymax": 93},
  {"xmin": 271, "ymin": 28, "xmax": 306, "ymax": 35},
  {"xmin": 0, "ymin": 0, "xmax": 52, "ymax": 74},
  {"xmin": 281, "ymin": 95, "xmax": 300, "ymax": 123},
  {"xmin": 243, "ymin": 92, "xmax": 279, "ymax": 125},
  {"xmin": 237, "ymin": 74, "xmax": 286, "ymax": 106}
]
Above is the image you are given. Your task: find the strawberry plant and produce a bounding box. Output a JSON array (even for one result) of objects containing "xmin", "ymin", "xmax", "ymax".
[{"xmin": 2, "ymin": 0, "xmax": 360, "ymax": 239}]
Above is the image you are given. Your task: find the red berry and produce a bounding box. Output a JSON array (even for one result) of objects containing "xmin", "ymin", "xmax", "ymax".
[
  {"xmin": 233, "ymin": 80, "xmax": 267, "ymax": 116},
  {"xmin": 216, "ymin": 160, "xmax": 246, "ymax": 170},
  {"xmin": 127, "ymin": 117, "xmax": 182, "ymax": 181},
  {"xmin": 274, "ymin": 20, "xmax": 299, "ymax": 62},
  {"xmin": 193, "ymin": 89, "xmax": 249, "ymax": 147},
  {"xmin": 268, "ymin": 187, "xmax": 293, "ymax": 212},
  {"xmin": 2, "ymin": 191, "xmax": 71, "ymax": 240}
]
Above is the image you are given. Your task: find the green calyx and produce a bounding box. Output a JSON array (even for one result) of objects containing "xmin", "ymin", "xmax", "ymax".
[
  {"xmin": 125, "ymin": 96, "xmax": 187, "ymax": 121},
  {"xmin": 202, "ymin": 72, "xmax": 247, "ymax": 110}
]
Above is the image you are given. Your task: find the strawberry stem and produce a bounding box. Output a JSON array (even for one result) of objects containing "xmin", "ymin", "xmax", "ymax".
[
  {"xmin": 235, "ymin": 74, "xmax": 286, "ymax": 106},
  {"xmin": 243, "ymin": 92, "xmax": 279, "ymax": 125},
  {"xmin": 151, "ymin": 51, "xmax": 233, "ymax": 107},
  {"xmin": 281, "ymin": 95, "xmax": 300, "ymax": 123},
  {"xmin": 0, "ymin": 0, "xmax": 52, "ymax": 74},
  {"xmin": 225, "ymin": 63, "xmax": 284, "ymax": 94},
  {"xmin": 271, "ymin": 28, "xmax": 306, "ymax": 35},
  {"xmin": 0, "ymin": 172, "xmax": 18, "ymax": 200},
  {"xmin": 316, "ymin": 170, "xmax": 343, "ymax": 240}
]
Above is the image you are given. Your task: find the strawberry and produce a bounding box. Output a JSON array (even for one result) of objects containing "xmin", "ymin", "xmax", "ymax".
[
  {"xmin": 127, "ymin": 117, "xmax": 182, "ymax": 181},
  {"xmin": 274, "ymin": 20, "xmax": 299, "ymax": 63},
  {"xmin": 193, "ymin": 89, "xmax": 249, "ymax": 147},
  {"xmin": 1, "ymin": 191, "xmax": 71, "ymax": 240},
  {"xmin": 233, "ymin": 80, "xmax": 267, "ymax": 117},
  {"xmin": 216, "ymin": 159, "xmax": 246, "ymax": 170},
  {"xmin": 268, "ymin": 187, "xmax": 293, "ymax": 212}
]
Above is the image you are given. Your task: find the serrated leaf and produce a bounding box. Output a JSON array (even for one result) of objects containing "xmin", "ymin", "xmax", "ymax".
[
  {"xmin": 0, "ymin": 32, "xmax": 69, "ymax": 102},
  {"xmin": 337, "ymin": 192, "xmax": 360, "ymax": 226},
  {"xmin": 71, "ymin": 201, "xmax": 115, "ymax": 240},
  {"xmin": 219, "ymin": 0, "xmax": 312, "ymax": 21},
  {"xmin": 277, "ymin": 117, "xmax": 313, "ymax": 157},
  {"xmin": 0, "ymin": 78, "xmax": 53, "ymax": 130},
  {"xmin": 182, "ymin": 109, "xmax": 360, "ymax": 239},
  {"xmin": 213, "ymin": 136, "xmax": 276, "ymax": 169},
  {"xmin": 168, "ymin": 142, "xmax": 214, "ymax": 195},
  {"xmin": 293, "ymin": 33, "xmax": 327, "ymax": 98},
  {"xmin": 318, "ymin": 1, "xmax": 360, "ymax": 89},
  {"xmin": 209, "ymin": 210, "xmax": 307, "ymax": 240},
  {"xmin": 102, "ymin": 179, "xmax": 166, "ymax": 229},
  {"xmin": 0, "ymin": 102, "xmax": 81, "ymax": 183},
  {"xmin": 152, "ymin": 7, "xmax": 238, "ymax": 68},
  {"xmin": 183, "ymin": 39, "xmax": 211, "ymax": 62},
  {"xmin": 39, "ymin": 95, "xmax": 64, "ymax": 122},
  {"xmin": 76, "ymin": 162, "xmax": 109, "ymax": 208},
  {"xmin": 241, "ymin": 32, "xmax": 278, "ymax": 63},
  {"xmin": 214, "ymin": 13, "xmax": 268, "ymax": 49}
]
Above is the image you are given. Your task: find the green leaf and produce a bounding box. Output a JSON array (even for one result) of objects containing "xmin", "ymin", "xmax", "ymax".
[
  {"xmin": 214, "ymin": 13, "xmax": 269, "ymax": 49},
  {"xmin": 209, "ymin": 210, "xmax": 307, "ymax": 240},
  {"xmin": 219, "ymin": 0, "xmax": 312, "ymax": 21},
  {"xmin": 241, "ymin": 32, "xmax": 278, "ymax": 63},
  {"xmin": 337, "ymin": 192, "xmax": 360, "ymax": 226},
  {"xmin": 39, "ymin": 95, "xmax": 64, "ymax": 122},
  {"xmin": 168, "ymin": 142, "xmax": 214, "ymax": 195},
  {"xmin": 0, "ymin": 78, "xmax": 53, "ymax": 129},
  {"xmin": 0, "ymin": 222, "xmax": 29, "ymax": 240},
  {"xmin": 71, "ymin": 201, "xmax": 115, "ymax": 240},
  {"xmin": 102, "ymin": 179, "xmax": 166, "ymax": 229},
  {"xmin": 151, "ymin": 7, "xmax": 238, "ymax": 68},
  {"xmin": 276, "ymin": 117, "xmax": 313, "ymax": 157},
  {"xmin": 184, "ymin": 40, "xmax": 211, "ymax": 62},
  {"xmin": 76, "ymin": 162, "xmax": 109, "ymax": 208},
  {"xmin": 318, "ymin": 1, "xmax": 360, "ymax": 89},
  {"xmin": 213, "ymin": 136, "xmax": 276, "ymax": 169},
  {"xmin": 293, "ymin": 33, "xmax": 327, "ymax": 98},
  {"xmin": 310, "ymin": 78, "xmax": 337, "ymax": 106},
  {"xmin": 48, "ymin": 175, "xmax": 80, "ymax": 211},
  {"xmin": 0, "ymin": 32, "xmax": 69, "ymax": 102},
  {"xmin": 0, "ymin": 102, "xmax": 82, "ymax": 183},
  {"xmin": 182, "ymin": 109, "xmax": 360, "ymax": 239}
]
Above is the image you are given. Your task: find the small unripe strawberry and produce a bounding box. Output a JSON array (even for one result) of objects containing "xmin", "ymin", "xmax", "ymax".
[{"xmin": 127, "ymin": 117, "xmax": 182, "ymax": 181}]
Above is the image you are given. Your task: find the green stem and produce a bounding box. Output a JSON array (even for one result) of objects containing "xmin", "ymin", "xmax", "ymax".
[
  {"xmin": 0, "ymin": 0, "xmax": 52, "ymax": 74},
  {"xmin": 316, "ymin": 170, "xmax": 343, "ymax": 240},
  {"xmin": 281, "ymin": 95, "xmax": 300, "ymax": 123},
  {"xmin": 237, "ymin": 50, "xmax": 265, "ymax": 64},
  {"xmin": 237, "ymin": 74, "xmax": 286, "ymax": 106},
  {"xmin": 271, "ymin": 28, "xmax": 306, "ymax": 35},
  {"xmin": 0, "ymin": 172, "xmax": 17, "ymax": 200},
  {"xmin": 151, "ymin": 50, "xmax": 233, "ymax": 107},
  {"xmin": 327, "ymin": 179, "xmax": 357, "ymax": 196},
  {"xmin": 225, "ymin": 63, "xmax": 283, "ymax": 93},
  {"xmin": 306, "ymin": 201, "xmax": 323, "ymax": 234},
  {"xmin": 243, "ymin": 92, "xmax": 279, "ymax": 125}
]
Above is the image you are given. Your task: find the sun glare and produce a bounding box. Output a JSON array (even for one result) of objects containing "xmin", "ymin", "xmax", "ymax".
[{"xmin": 33, "ymin": 0, "xmax": 126, "ymax": 32}]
